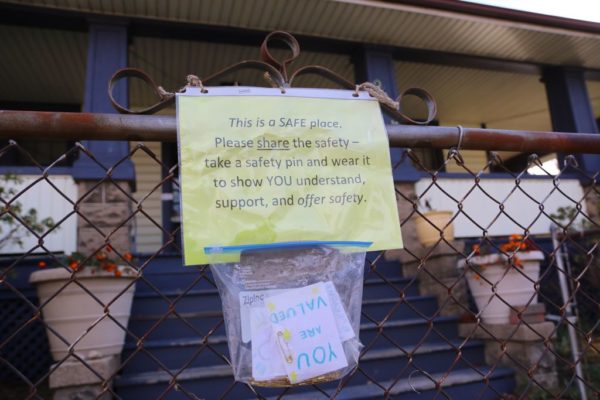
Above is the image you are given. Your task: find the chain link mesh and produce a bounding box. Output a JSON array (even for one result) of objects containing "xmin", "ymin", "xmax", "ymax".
[{"xmin": 0, "ymin": 138, "xmax": 599, "ymax": 399}]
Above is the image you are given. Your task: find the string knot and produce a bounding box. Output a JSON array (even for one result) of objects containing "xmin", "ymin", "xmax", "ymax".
[
  {"xmin": 356, "ymin": 82, "xmax": 399, "ymax": 110},
  {"xmin": 186, "ymin": 75, "xmax": 206, "ymax": 92},
  {"xmin": 157, "ymin": 86, "xmax": 173, "ymax": 99}
]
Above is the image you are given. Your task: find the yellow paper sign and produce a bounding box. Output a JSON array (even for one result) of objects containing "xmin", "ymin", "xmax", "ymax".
[{"xmin": 177, "ymin": 88, "xmax": 402, "ymax": 265}]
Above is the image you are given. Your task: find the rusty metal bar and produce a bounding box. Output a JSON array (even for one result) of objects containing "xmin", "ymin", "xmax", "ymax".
[
  {"xmin": 2, "ymin": 110, "xmax": 600, "ymax": 154},
  {"xmin": 386, "ymin": 124, "xmax": 600, "ymax": 154},
  {"xmin": 0, "ymin": 110, "xmax": 173, "ymax": 142}
]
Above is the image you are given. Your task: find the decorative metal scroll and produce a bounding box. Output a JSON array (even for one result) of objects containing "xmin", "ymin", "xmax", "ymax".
[{"xmin": 108, "ymin": 31, "xmax": 437, "ymax": 125}]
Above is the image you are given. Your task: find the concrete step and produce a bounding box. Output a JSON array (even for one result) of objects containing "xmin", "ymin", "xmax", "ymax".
[
  {"xmin": 122, "ymin": 315, "xmax": 460, "ymax": 373},
  {"xmin": 362, "ymin": 295, "xmax": 438, "ymax": 321},
  {"xmin": 121, "ymin": 336, "xmax": 230, "ymax": 374},
  {"xmin": 131, "ymin": 278, "xmax": 420, "ymax": 318},
  {"xmin": 135, "ymin": 252, "xmax": 402, "ymax": 294},
  {"xmin": 129, "ymin": 292, "xmax": 434, "ymax": 323},
  {"xmin": 131, "ymin": 278, "xmax": 419, "ymax": 316},
  {"xmin": 126, "ymin": 310, "xmax": 223, "ymax": 341},
  {"xmin": 360, "ymin": 316, "xmax": 458, "ymax": 349},
  {"xmin": 362, "ymin": 277, "xmax": 419, "ymax": 299},
  {"xmin": 256, "ymin": 367, "xmax": 515, "ymax": 400},
  {"xmin": 364, "ymin": 253, "xmax": 402, "ymax": 278},
  {"xmin": 134, "ymin": 255, "xmax": 215, "ymax": 293},
  {"xmin": 130, "ymin": 289, "xmax": 222, "ymax": 315},
  {"xmin": 342, "ymin": 341, "xmax": 485, "ymax": 387},
  {"xmin": 115, "ymin": 342, "xmax": 492, "ymax": 400},
  {"xmin": 253, "ymin": 342, "xmax": 489, "ymax": 398},
  {"xmin": 125, "ymin": 304, "xmax": 456, "ymax": 344}
]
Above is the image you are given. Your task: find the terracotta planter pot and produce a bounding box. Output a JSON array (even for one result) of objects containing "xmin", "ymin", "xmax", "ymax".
[
  {"xmin": 30, "ymin": 266, "xmax": 137, "ymax": 361},
  {"xmin": 415, "ymin": 211, "xmax": 454, "ymax": 246},
  {"xmin": 458, "ymin": 251, "xmax": 544, "ymax": 324}
]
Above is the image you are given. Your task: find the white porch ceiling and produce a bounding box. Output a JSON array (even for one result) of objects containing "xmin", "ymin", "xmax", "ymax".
[{"xmin": 5, "ymin": 0, "xmax": 600, "ymax": 69}]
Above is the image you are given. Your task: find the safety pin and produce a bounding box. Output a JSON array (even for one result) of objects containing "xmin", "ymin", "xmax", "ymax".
[{"xmin": 276, "ymin": 330, "xmax": 294, "ymax": 364}]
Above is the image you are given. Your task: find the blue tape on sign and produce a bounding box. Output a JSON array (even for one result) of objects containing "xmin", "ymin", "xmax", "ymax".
[{"xmin": 204, "ymin": 241, "xmax": 373, "ymax": 254}]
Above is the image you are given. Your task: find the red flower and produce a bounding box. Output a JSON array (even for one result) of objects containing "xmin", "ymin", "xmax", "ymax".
[
  {"xmin": 69, "ymin": 261, "xmax": 78, "ymax": 271},
  {"xmin": 38, "ymin": 261, "xmax": 46, "ymax": 269}
]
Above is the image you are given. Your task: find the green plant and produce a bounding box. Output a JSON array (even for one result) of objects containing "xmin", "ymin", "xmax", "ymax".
[
  {"xmin": 551, "ymin": 326, "xmax": 600, "ymax": 399},
  {"xmin": 0, "ymin": 173, "xmax": 55, "ymax": 251},
  {"xmin": 550, "ymin": 205, "xmax": 585, "ymax": 232},
  {"xmin": 550, "ymin": 204, "xmax": 600, "ymax": 324}
]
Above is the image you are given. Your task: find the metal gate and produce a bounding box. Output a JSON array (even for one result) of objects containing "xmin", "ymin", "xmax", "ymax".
[{"xmin": 1, "ymin": 31, "xmax": 599, "ymax": 400}]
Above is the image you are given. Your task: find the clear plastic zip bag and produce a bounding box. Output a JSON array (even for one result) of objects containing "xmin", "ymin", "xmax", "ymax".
[{"xmin": 209, "ymin": 245, "xmax": 366, "ymax": 386}]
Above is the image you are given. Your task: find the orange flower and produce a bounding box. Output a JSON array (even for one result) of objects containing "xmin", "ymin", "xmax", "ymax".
[
  {"xmin": 38, "ymin": 261, "xmax": 46, "ymax": 269},
  {"xmin": 123, "ymin": 252, "xmax": 133, "ymax": 262},
  {"xmin": 512, "ymin": 254, "xmax": 524, "ymax": 268},
  {"xmin": 474, "ymin": 234, "xmax": 534, "ymax": 273},
  {"xmin": 114, "ymin": 269, "xmax": 122, "ymax": 278},
  {"xmin": 105, "ymin": 263, "xmax": 117, "ymax": 273},
  {"xmin": 96, "ymin": 252, "xmax": 108, "ymax": 262},
  {"xmin": 509, "ymin": 234, "xmax": 523, "ymax": 242},
  {"xmin": 69, "ymin": 261, "xmax": 78, "ymax": 270}
]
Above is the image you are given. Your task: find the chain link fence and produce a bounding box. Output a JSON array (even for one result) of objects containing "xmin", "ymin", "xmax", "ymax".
[{"xmin": 0, "ymin": 130, "xmax": 599, "ymax": 400}]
